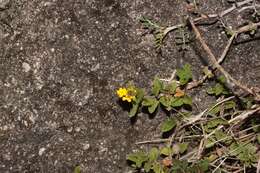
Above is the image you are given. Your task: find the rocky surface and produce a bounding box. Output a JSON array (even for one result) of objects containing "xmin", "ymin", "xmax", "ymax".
[{"xmin": 0, "ymin": 0, "xmax": 259, "ymax": 172}]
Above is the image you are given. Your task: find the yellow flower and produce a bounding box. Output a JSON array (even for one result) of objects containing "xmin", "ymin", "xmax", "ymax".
[
  {"xmin": 122, "ymin": 95, "xmax": 136, "ymax": 102},
  {"xmin": 117, "ymin": 88, "xmax": 128, "ymax": 98},
  {"xmin": 116, "ymin": 87, "xmax": 137, "ymax": 102}
]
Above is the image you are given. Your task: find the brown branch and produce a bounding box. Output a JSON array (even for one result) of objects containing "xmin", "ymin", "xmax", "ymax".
[
  {"xmin": 189, "ymin": 18, "xmax": 259, "ymax": 98},
  {"xmin": 163, "ymin": 0, "xmax": 254, "ymax": 36},
  {"xmin": 187, "ymin": 33, "xmax": 237, "ymax": 90}
]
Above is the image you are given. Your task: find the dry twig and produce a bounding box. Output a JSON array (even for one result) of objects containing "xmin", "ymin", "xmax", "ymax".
[{"xmin": 189, "ymin": 18, "xmax": 260, "ymax": 100}]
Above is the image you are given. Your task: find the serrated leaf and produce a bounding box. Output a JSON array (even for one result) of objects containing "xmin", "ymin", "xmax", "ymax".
[
  {"xmin": 161, "ymin": 118, "xmax": 176, "ymax": 132},
  {"xmin": 159, "ymin": 96, "xmax": 172, "ymax": 111},
  {"xmin": 144, "ymin": 161, "xmax": 152, "ymax": 172},
  {"xmin": 152, "ymin": 162, "xmax": 162, "ymax": 173},
  {"xmin": 152, "ymin": 77, "xmax": 163, "ymax": 96},
  {"xmin": 176, "ymin": 64, "xmax": 192, "ymax": 85},
  {"xmin": 127, "ymin": 151, "xmax": 148, "ymax": 168},
  {"xmin": 207, "ymin": 83, "xmax": 228, "ymax": 96},
  {"xmin": 215, "ymin": 129, "xmax": 231, "ymax": 143},
  {"xmin": 171, "ymin": 97, "xmax": 183, "ymax": 107},
  {"xmin": 224, "ymin": 100, "xmax": 236, "ymax": 110},
  {"xmin": 203, "ymin": 67, "xmax": 214, "ymax": 78},
  {"xmin": 160, "ymin": 147, "xmax": 172, "ymax": 156},
  {"xmin": 205, "ymin": 129, "xmax": 231, "ymax": 148},
  {"xmin": 229, "ymin": 142, "xmax": 257, "ymax": 166},
  {"xmin": 205, "ymin": 118, "xmax": 228, "ymax": 130},
  {"xmin": 139, "ymin": 16, "xmax": 160, "ymax": 30},
  {"xmin": 149, "ymin": 148, "xmax": 159, "ymax": 162},
  {"xmin": 164, "ymin": 82, "xmax": 177, "ymax": 94},
  {"xmin": 214, "ymin": 83, "xmax": 224, "ymax": 96},
  {"xmin": 73, "ymin": 166, "xmax": 81, "ymax": 173}
]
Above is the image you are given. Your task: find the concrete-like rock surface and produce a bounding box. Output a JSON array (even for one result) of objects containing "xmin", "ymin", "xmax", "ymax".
[{"xmin": 0, "ymin": 0, "xmax": 259, "ymax": 172}]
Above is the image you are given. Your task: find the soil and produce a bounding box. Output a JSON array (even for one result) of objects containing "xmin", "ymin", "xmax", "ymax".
[{"xmin": 0, "ymin": 0, "xmax": 259, "ymax": 173}]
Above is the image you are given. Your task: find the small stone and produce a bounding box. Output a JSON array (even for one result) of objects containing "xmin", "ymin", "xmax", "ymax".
[
  {"xmin": 75, "ymin": 127, "xmax": 81, "ymax": 132},
  {"xmin": 22, "ymin": 62, "xmax": 31, "ymax": 72},
  {"xmin": 83, "ymin": 143, "xmax": 90, "ymax": 150},
  {"xmin": 38, "ymin": 148, "xmax": 46, "ymax": 156},
  {"xmin": 67, "ymin": 126, "xmax": 73, "ymax": 132}
]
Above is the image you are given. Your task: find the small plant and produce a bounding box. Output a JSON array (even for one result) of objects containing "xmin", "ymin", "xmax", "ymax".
[
  {"xmin": 116, "ymin": 64, "xmax": 193, "ymax": 118},
  {"xmin": 117, "ymin": 3, "xmax": 260, "ymax": 172}
]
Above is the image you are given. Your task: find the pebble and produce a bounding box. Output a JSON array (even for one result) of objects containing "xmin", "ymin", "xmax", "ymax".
[
  {"xmin": 22, "ymin": 62, "xmax": 31, "ymax": 72},
  {"xmin": 38, "ymin": 147, "xmax": 46, "ymax": 156}
]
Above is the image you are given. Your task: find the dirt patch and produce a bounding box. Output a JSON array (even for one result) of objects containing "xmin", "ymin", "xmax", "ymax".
[{"xmin": 0, "ymin": 0, "xmax": 259, "ymax": 173}]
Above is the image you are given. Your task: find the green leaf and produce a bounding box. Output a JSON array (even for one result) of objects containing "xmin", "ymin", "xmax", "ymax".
[
  {"xmin": 218, "ymin": 75, "xmax": 226, "ymax": 84},
  {"xmin": 224, "ymin": 100, "xmax": 236, "ymax": 110},
  {"xmin": 135, "ymin": 88, "xmax": 145, "ymax": 104},
  {"xmin": 160, "ymin": 147, "xmax": 172, "ymax": 156},
  {"xmin": 171, "ymin": 97, "xmax": 184, "ymax": 107},
  {"xmin": 127, "ymin": 151, "xmax": 148, "ymax": 168},
  {"xmin": 209, "ymin": 106, "xmax": 220, "ymax": 115},
  {"xmin": 152, "ymin": 162, "xmax": 162, "ymax": 173},
  {"xmin": 172, "ymin": 143, "xmax": 189, "ymax": 155},
  {"xmin": 129, "ymin": 88, "xmax": 144, "ymax": 117},
  {"xmin": 139, "ymin": 16, "xmax": 160, "ymax": 30},
  {"xmin": 148, "ymin": 101, "xmax": 159, "ymax": 114},
  {"xmin": 176, "ymin": 64, "xmax": 192, "ymax": 85},
  {"xmin": 142, "ymin": 97, "xmax": 159, "ymax": 114},
  {"xmin": 205, "ymin": 137, "xmax": 215, "ymax": 148},
  {"xmin": 148, "ymin": 148, "xmax": 159, "ymax": 162},
  {"xmin": 197, "ymin": 160, "xmax": 209, "ymax": 172},
  {"xmin": 159, "ymin": 96, "xmax": 172, "ymax": 111},
  {"xmin": 161, "ymin": 118, "xmax": 177, "ymax": 133},
  {"xmin": 240, "ymin": 97, "xmax": 253, "ymax": 109},
  {"xmin": 144, "ymin": 162, "xmax": 152, "ymax": 172},
  {"xmin": 208, "ymin": 101, "xmax": 235, "ymax": 116},
  {"xmin": 73, "ymin": 166, "xmax": 81, "ymax": 173},
  {"xmin": 205, "ymin": 118, "xmax": 228, "ymax": 130},
  {"xmin": 182, "ymin": 96, "xmax": 192, "ymax": 106},
  {"xmin": 203, "ymin": 67, "xmax": 214, "ymax": 78},
  {"xmin": 205, "ymin": 129, "xmax": 231, "ymax": 148},
  {"xmin": 229, "ymin": 142, "xmax": 257, "ymax": 166},
  {"xmin": 164, "ymin": 82, "xmax": 178, "ymax": 94},
  {"xmin": 207, "ymin": 83, "xmax": 228, "ymax": 96},
  {"xmin": 179, "ymin": 143, "xmax": 189, "ymax": 154},
  {"xmin": 129, "ymin": 103, "xmax": 139, "ymax": 118},
  {"xmin": 171, "ymin": 160, "xmax": 189, "ymax": 172},
  {"xmin": 215, "ymin": 129, "xmax": 232, "ymax": 144},
  {"xmin": 152, "ymin": 77, "xmax": 163, "ymax": 96},
  {"xmin": 214, "ymin": 83, "xmax": 224, "ymax": 96}
]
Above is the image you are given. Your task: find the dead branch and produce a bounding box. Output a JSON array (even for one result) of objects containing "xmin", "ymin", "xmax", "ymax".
[
  {"xmin": 189, "ymin": 18, "xmax": 260, "ymax": 100},
  {"xmin": 164, "ymin": 0, "xmax": 254, "ymax": 35}
]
